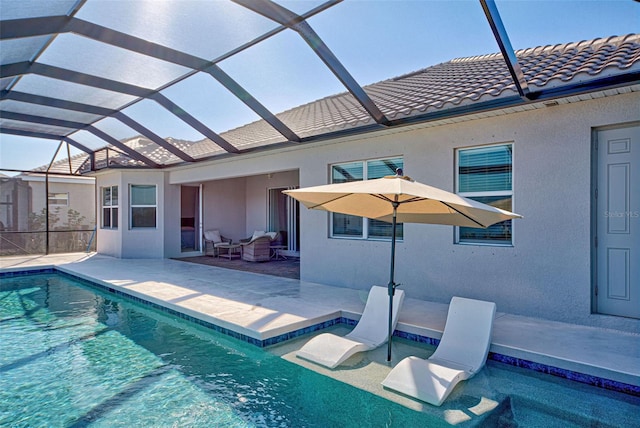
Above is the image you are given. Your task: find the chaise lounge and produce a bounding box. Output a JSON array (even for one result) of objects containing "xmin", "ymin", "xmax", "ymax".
[
  {"xmin": 381, "ymin": 296, "xmax": 496, "ymax": 406},
  {"xmin": 296, "ymin": 286, "xmax": 406, "ymax": 369}
]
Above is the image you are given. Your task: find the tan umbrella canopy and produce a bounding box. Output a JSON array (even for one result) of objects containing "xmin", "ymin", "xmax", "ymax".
[{"xmin": 284, "ymin": 170, "xmax": 522, "ymax": 361}]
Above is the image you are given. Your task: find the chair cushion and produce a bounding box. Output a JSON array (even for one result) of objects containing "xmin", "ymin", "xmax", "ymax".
[
  {"xmin": 251, "ymin": 230, "xmax": 266, "ymax": 240},
  {"xmin": 204, "ymin": 230, "xmax": 222, "ymax": 243},
  {"xmin": 266, "ymin": 231, "xmax": 277, "ymax": 240}
]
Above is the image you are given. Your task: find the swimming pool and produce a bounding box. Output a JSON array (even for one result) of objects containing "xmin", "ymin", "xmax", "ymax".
[
  {"xmin": 0, "ymin": 272, "xmax": 450, "ymax": 427},
  {"xmin": 1, "ymin": 272, "xmax": 638, "ymax": 427}
]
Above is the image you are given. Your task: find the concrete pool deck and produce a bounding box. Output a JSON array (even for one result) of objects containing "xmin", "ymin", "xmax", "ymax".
[{"xmin": 1, "ymin": 252, "xmax": 639, "ymax": 398}]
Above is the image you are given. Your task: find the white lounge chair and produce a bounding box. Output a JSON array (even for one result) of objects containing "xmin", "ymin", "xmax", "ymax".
[
  {"xmin": 296, "ymin": 286, "xmax": 406, "ymax": 369},
  {"xmin": 381, "ymin": 296, "xmax": 496, "ymax": 406}
]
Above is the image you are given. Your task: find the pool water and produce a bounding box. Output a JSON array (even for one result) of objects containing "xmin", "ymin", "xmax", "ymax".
[
  {"xmin": 3, "ymin": 273, "xmax": 639, "ymax": 428},
  {"xmin": 0, "ymin": 273, "xmax": 450, "ymax": 427}
]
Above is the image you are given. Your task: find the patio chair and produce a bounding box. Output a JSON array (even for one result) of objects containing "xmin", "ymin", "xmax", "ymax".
[
  {"xmin": 203, "ymin": 230, "xmax": 231, "ymax": 257},
  {"xmin": 381, "ymin": 296, "xmax": 496, "ymax": 406},
  {"xmin": 296, "ymin": 286, "xmax": 406, "ymax": 369},
  {"xmin": 240, "ymin": 233, "xmax": 272, "ymax": 262}
]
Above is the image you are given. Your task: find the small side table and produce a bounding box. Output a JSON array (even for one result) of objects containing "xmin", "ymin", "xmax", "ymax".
[
  {"xmin": 217, "ymin": 243, "xmax": 242, "ymax": 260},
  {"xmin": 270, "ymin": 245, "xmax": 287, "ymax": 260}
]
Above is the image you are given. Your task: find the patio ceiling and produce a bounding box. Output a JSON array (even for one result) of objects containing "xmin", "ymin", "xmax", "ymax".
[{"xmin": 0, "ymin": 0, "xmax": 638, "ymax": 174}]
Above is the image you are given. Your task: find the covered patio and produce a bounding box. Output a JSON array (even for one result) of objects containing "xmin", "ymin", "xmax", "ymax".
[{"xmin": 174, "ymin": 253, "xmax": 300, "ymax": 280}]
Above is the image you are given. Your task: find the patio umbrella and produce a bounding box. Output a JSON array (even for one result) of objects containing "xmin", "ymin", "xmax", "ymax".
[{"xmin": 284, "ymin": 169, "xmax": 522, "ymax": 362}]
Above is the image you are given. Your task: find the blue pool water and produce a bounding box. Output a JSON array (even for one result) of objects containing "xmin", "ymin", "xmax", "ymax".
[
  {"xmin": 2, "ymin": 272, "xmax": 639, "ymax": 427},
  {"xmin": 0, "ymin": 273, "xmax": 450, "ymax": 427}
]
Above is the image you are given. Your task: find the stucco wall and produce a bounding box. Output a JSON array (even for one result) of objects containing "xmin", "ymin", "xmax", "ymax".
[
  {"xmin": 27, "ymin": 176, "xmax": 95, "ymax": 227},
  {"xmin": 97, "ymin": 91, "xmax": 639, "ymax": 332},
  {"xmin": 120, "ymin": 171, "xmax": 166, "ymax": 258},
  {"xmin": 96, "ymin": 170, "xmax": 166, "ymax": 258},
  {"xmin": 292, "ymin": 92, "xmax": 639, "ymax": 332},
  {"xmin": 201, "ymin": 177, "xmax": 247, "ymax": 243},
  {"xmin": 245, "ymin": 170, "xmax": 298, "ymax": 237}
]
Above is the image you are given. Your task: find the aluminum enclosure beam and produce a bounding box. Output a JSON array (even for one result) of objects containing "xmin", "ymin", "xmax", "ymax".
[
  {"xmin": 1, "ymin": 110, "xmax": 90, "ymax": 130},
  {"xmin": 1, "ymin": 91, "xmax": 196, "ymax": 162},
  {"xmin": 150, "ymin": 93, "xmax": 239, "ymax": 154},
  {"xmin": 480, "ymin": 0, "xmax": 530, "ymax": 99},
  {"xmin": 0, "ymin": 127, "xmax": 64, "ymax": 141},
  {"xmin": 0, "ymin": 127, "xmax": 93, "ymax": 155},
  {"xmin": 87, "ymin": 126, "xmax": 160, "ymax": 168},
  {"xmin": 63, "ymin": 137, "xmax": 95, "ymax": 171},
  {"xmin": 113, "ymin": 112, "xmax": 196, "ymax": 162},
  {"xmin": 1, "ymin": 90, "xmax": 115, "ymax": 116},
  {"xmin": 0, "ymin": 111, "xmax": 158, "ymax": 167},
  {"xmin": 1, "ymin": 15, "xmax": 301, "ymax": 143},
  {"xmin": 232, "ymin": 0, "xmax": 391, "ymax": 126},
  {"xmin": 203, "ymin": 64, "xmax": 300, "ymax": 142},
  {"xmin": 1, "ymin": 61, "xmax": 237, "ymax": 154}
]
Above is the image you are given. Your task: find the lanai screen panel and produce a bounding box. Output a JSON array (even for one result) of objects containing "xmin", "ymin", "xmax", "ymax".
[
  {"xmin": 0, "ymin": 0, "xmax": 363, "ymax": 168},
  {"xmin": 1, "ymin": 0, "xmax": 637, "ymax": 172}
]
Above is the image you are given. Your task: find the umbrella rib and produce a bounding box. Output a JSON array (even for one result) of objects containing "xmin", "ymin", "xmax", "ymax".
[
  {"xmin": 308, "ymin": 193, "xmax": 352, "ymax": 209},
  {"xmin": 397, "ymin": 196, "xmax": 425, "ymax": 205},
  {"xmin": 441, "ymin": 201, "xmax": 487, "ymax": 228},
  {"xmin": 372, "ymin": 194, "xmax": 425, "ymax": 205}
]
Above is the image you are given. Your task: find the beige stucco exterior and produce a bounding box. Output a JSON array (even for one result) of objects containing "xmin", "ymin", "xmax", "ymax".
[
  {"xmin": 25, "ymin": 175, "xmax": 96, "ymax": 228},
  {"xmin": 94, "ymin": 91, "xmax": 640, "ymax": 333}
]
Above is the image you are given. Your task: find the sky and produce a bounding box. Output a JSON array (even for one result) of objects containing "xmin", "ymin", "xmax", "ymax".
[{"xmin": 1, "ymin": 0, "xmax": 638, "ymax": 174}]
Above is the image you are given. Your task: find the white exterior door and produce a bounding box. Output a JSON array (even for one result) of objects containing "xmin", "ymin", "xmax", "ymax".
[{"xmin": 596, "ymin": 125, "xmax": 640, "ymax": 319}]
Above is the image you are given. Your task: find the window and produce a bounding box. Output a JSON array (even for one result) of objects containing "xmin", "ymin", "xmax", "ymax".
[
  {"xmin": 102, "ymin": 186, "xmax": 118, "ymax": 229},
  {"xmin": 130, "ymin": 185, "xmax": 156, "ymax": 228},
  {"xmin": 456, "ymin": 144, "xmax": 513, "ymax": 245},
  {"xmin": 331, "ymin": 157, "xmax": 404, "ymax": 240},
  {"xmin": 48, "ymin": 192, "xmax": 68, "ymax": 206}
]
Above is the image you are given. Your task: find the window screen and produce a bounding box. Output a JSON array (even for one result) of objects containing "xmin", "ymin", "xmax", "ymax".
[
  {"xmin": 130, "ymin": 185, "xmax": 156, "ymax": 228},
  {"xmin": 331, "ymin": 157, "xmax": 403, "ymax": 240},
  {"xmin": 457, "ymin": 144, "xmax": 513, "ymax": 244}
]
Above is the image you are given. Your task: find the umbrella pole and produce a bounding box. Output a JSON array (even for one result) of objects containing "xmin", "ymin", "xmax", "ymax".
[{"xmin": 387, "ymin": 201, "xmax": 399, "ymax": 362}]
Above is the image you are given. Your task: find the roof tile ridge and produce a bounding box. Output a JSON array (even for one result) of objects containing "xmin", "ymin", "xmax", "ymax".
[
  {"xmin": 450, "ymin": 53, "xmax": 503, "ymax": 63},
  {"xmin": 445, "ymin": 34, "xmax": 638, "ymax": 63},
  {"xmin": 516, "ymin": 34, "xmax": 640, "ymax": 57}
]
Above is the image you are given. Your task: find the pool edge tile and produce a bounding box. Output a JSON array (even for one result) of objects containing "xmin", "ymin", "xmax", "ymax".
[{"xmin": 4, "ymin": 267, "xmax": 638, "ymax": 398}]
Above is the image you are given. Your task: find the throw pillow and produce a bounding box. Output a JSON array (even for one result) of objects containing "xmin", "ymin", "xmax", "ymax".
[{"xmin": 204, "ymin": 230, "xmax": 222, "ymax": 243}]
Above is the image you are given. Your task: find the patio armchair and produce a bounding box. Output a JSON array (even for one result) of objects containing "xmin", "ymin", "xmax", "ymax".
[
  {"xmin": 203, "ymin": 230, "xmax": 232, "ymax": 257},
  {"xmin": 240, "ymin": 231, "xmax": 274, "ymax": 262}
]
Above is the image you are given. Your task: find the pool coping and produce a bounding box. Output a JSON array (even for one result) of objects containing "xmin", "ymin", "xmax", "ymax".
[{"xmin": 2, "ymin": 266, "xmax": 639, "ymax": 398}]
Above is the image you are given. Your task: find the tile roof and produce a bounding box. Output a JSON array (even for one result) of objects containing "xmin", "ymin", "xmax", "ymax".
[
  {"xmin": 217, "ymin": 34, "xmax": 640, "ymax": 151},
  {"xmin": 39, "ymin": 34, "xmax": 640, "ymax": 173}
]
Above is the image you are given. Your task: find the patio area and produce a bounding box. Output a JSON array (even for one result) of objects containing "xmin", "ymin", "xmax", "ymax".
[
  {"xmin": 2, "ymin": 252, "xmax": 638, "ymax": 391},
  {"xmin": 174, "ymin": 254, "xmax": 300, "ymax": 279}
]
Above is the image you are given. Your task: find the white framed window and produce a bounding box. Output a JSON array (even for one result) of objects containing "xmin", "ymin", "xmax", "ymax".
[
  {"xmin": 130, "ymin": 184, "xmax": 156, "ymax": 228},
  {"xmin": 330, "ymin": 157, "xmax": 404, "ymax": 240},
  {"xmin": 48, "ymin": 192, "xmax": 68, "ymax": 206},
  {"xmin": 101, "ymin": 186, "xmax": 118, "ymax": 229},
  {"xmin": 455, "ymin": 143, "xmax": 513, "ymax": 245}
]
